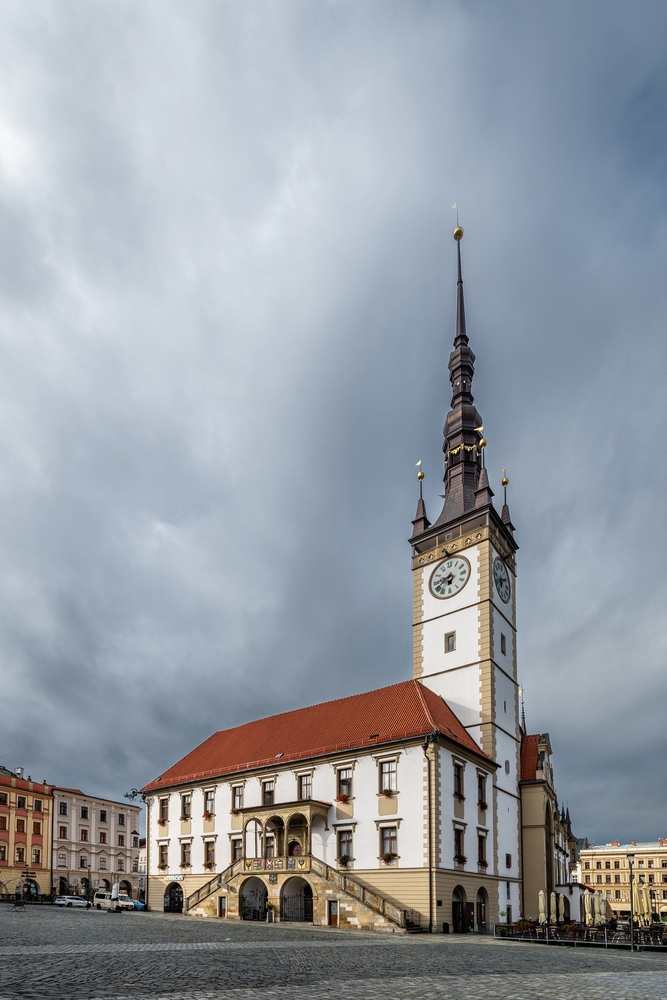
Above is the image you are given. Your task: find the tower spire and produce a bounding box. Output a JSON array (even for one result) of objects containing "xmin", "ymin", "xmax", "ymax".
[{"xmin": 431, "ymin": 226, "xmax": 486, "ymax": 528}]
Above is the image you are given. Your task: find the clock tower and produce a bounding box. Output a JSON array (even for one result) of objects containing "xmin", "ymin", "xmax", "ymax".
[{"xmin": 410, "ymin": 226, "xmax": 521, "ymax": 889}]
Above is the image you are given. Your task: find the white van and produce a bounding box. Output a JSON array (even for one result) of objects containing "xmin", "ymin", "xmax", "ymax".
[{"xmin": 93, "ymin": 891, "xmax": 134, "ymax": 911}]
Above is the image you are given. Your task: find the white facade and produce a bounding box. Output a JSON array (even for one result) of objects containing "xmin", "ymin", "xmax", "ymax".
[
  {"xmin": 52, "ymin": 788, "xmax": 141, "ymax": 897},
  {"xmin": 414, "ymin": 525, "xmax": 522, "ymax": 923}
]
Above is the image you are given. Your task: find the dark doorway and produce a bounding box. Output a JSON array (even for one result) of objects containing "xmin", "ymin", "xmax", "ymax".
[
  {"xmin": 281, "ymin": 877, "xmax": 313, "ymax": 922},
  {"xmin": 164, "ymin": 882, "xmax": 183, "ymax": 913},
  {"xmin": 328, "ymin": 899, "xmax": 338, "ymax": 926},
  {"xmin": 240, "ymin": 877, "xmax": 267, "ymax": 921},
  {"xmin": 476, "ymin": 888, "xmax": 487, "ymax": 931},
  {"xmin": 452, "ymin": 886, "xmax": 467, "ymax": 933},
  {"xmin": 120, "ymin": 880, "xmax": 132, "ymax": 898},
  {"xmin": 58, "ymin": 877, "xmax": 69, "ymax": 896}
]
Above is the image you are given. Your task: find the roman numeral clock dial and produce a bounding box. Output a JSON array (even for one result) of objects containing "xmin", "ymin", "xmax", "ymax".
[
  {"xmin": 493, "ymin": 557, "xmax": 511, "ymax": 603},
  {"xmin": 429, "ymin": 556, "xmax": 470, "ymax": 599}
]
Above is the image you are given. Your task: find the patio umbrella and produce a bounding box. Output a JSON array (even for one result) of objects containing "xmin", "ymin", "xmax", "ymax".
[
  {"xmin": 595, "ymin": 890, "xmax": 607, "ymax": 927},
  {"xmin": 550, "ymin": 891, "xmax": 557, "ymax": 924},
  {"xmin": 557, "ymin": 893, "xmax": 565, "ymax": 923},
  {"xmin": 538, "ymin": 890, "xmax": 547, "ymax": 925},
  {"xmin": 584, "ymin": 890, "xmax": 593, "ymax": 927},
  {"xmin": 632, "ymin": 880, "xmax": 642, "ymax": 925},
  {"xmin": 640, "ymin": 885, "xmax": 652, "ymax": 924},
  {"xmin": 605, "ymin": 899, "xmax": 614, "ymax": 920}
]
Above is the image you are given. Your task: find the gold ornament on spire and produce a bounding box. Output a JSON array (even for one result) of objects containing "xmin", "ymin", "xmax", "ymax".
[{"xmin": 453, "ymin": 226, "xmax": 464, "ymax": 241}]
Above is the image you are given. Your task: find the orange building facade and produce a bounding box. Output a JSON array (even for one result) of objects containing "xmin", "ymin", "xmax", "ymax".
[{"xmin": 0, "ymin": 765, "xmax": 54, "ymax": 899}]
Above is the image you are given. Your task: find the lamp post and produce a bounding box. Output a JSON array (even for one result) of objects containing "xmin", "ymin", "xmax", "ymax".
[{"xmin": 627, "ymin": 853, "xmax": 634, "ymax": 951}]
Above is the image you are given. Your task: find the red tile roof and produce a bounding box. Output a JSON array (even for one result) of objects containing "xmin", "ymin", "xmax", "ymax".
[
  {"xmin": 520, "ymin": 733, "xmax": 540, "ymax": 782},
  {"xmin": 142, "ymin": 679, "xmax": 492, "ymax": 792},
  {"xmin": 53, "ymin": 787, "xmax": 84, "ymax": 796}
]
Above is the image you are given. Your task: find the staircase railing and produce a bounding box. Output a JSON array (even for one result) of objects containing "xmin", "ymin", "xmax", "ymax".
[
  {"xmin": 309, "ymin": 856, "xmax": 410, "ymax": 927},
  {"xmin": 184, "ymin": 854, "xmax": 414, "ymax": 929},
  {"xmin": 185, "ymin": 859, "xmax": 243, "ymax": 911}
]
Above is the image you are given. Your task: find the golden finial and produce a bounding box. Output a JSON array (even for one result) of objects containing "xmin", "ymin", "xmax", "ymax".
[
  {"xmin": 479, "ymin": 438, "xmax": 487, "ymax": 449},
  {"xmin": 453, "ymin": 226, "xmax": 464, "ymax": 241},
  {"xmin": 417, "ymin": 470, "xmax": 424, "ymax": 481},
  {"xmin": 501, "ymin": 476, "xmax": 509, "ymax": 487}
]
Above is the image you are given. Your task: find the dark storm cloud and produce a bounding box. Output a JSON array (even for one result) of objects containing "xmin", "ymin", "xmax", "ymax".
[{"xmin": 0, "ymin": 0, "xmax": 665, "ymax": 844}]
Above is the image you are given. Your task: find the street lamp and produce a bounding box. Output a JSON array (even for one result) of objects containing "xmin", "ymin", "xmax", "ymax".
[{"xmin": 627, "ymin": 853, "xmax": 634, "ymax": 952}]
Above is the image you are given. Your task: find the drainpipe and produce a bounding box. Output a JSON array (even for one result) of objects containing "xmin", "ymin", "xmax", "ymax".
[{"xmin": 422, "ymin": 732, "xmax": 438, "ymax": 933}]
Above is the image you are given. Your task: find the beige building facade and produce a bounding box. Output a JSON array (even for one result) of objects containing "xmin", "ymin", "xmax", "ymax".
[
  {"xmin": 52, "ymin": 787, "xmax": 141, "ymax": 899},
  {"xmin": 520, "ymin": 732, "xmax": 576, "ymax": 921},
  {"xmin": 578, "ymin": 841, "xmax": 667, "ymax": 920}
]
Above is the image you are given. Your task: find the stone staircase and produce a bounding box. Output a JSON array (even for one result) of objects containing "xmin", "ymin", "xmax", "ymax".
[{"xmin": 185, "ymin": 855, "xmax": 422, "ymax": 932}]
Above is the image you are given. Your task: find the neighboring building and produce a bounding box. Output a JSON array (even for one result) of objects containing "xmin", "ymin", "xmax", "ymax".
[
  {"xmin": 52, "ymin": 787, "xmax": 141, "ymax": 898},
  {"xmin": 520, "ymin": 732, "xmax": 577, "ymax": 920},
  {"xmin": 579, "ymin": 841, "xmax": 667, "ymax": 920},
  {"xmin": 142, "ymin": 227, "xmax": 574, "ymax": 929},
  {"xmin": 0, "ymin": 765, "xmax": 53, "ymax": 899}
]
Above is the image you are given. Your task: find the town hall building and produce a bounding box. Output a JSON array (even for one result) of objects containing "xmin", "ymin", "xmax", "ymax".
[{"xmin": 142, "ymin": 227, "xmax": 575, "ymax": 930}]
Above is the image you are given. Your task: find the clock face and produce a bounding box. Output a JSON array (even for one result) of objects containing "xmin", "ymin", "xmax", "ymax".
[
  {"xmin": 493, "ymin": 558, "xmax": 511, "ymax": 603},
  {"xmin": 430, "ymin": 556, "xmax": 470, "ymax": 599}
]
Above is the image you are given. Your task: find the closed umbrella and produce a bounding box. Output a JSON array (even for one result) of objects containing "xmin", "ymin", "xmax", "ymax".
[
  {"xmin": 557, "ymin": 893, "xmax": 565, "ymax": 923},
  {"xmin": 550, "ymin": 891, "xmax": 557, "ymax": 924},
  {"xmin": 595, "ymin": 891, "xmax": 607, "ymax": 926},
  {"xmin": 605, "ymin": 899, "xmax": 614, "ymax": 921},
  {"xmin": 538, "ymin": 890, "xmax": 547, "ymax": 925},
  {"xmin": 584, "ymin": 890, "xmax": 593, "ymax": 927},
  {"xmin": 640, "ymin": 885, "xmax": 652, "ymax": 925},
  {"xmin": 632, "ymin": 882, "xmax": 643, "ymax": 924}
]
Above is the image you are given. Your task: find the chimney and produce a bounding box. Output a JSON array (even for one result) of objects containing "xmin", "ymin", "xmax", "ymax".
[
  {"xmin": 14, "ymin": 767, "xmax": 24, "ymax": 779},
  {"xmin": 611, "ymin": 841, "xmax": 620, "ymax": 847},
  {"xmin": 631, "ymin": 840, "xmax": 636, "ymax": 846}
]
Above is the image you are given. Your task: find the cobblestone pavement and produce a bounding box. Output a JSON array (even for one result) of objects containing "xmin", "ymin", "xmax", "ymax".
[{"xmin": 1, "ymin": 907, "xmax": 666, "ymax": 999}]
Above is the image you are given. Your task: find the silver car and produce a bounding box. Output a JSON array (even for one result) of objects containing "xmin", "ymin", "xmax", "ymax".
[{"xmin": 54, "ymin": 895, "xmax": 92, "ymax": 909}]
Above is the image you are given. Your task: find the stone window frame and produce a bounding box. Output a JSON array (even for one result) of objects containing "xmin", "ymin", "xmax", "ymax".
[
  {"xmin": 203, "ymin": 787, "xmax": 216, "ymax": 817},
  {"xmin": 333, "ymin": 759, "xmax": 356, "ymax": 801},
  {"xmin": 230, "ymin": 781, "xmax": 246, "ymax": 812},
  {"xmin": 452, "ymin": 757, "xmax": 466, "ymax": 800},
  {"xmin": 374, "ymin": 753, "xmax": 399, "ymax": 795},
  {"xmin": 444, "ymin": 631, "xmax": 456, "ymax": 653},
  {"xmin": 293, "ymin": 767, "xmax": 314, "ymax": 802}
]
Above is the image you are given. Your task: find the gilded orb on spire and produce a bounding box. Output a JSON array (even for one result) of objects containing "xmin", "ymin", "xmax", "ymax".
[{"xmin": 453, "ymin": 226, "xmax": 464, "ymax": 241}]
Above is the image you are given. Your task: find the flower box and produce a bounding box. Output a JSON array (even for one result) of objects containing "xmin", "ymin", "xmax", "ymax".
[
  {"xmin": 477, "ymin": 801, "xmax": 488, "ymax": 810},
  {"xmin": 179, "ymin": 816, "xmax": 190, "ymax": 822},
  {"xmin": 157, "ymin": 818, "xmax": 167, "ymax": 827},
  {"xmin": 180, "ymin": 863, "xmax": 191, "ymax": 869},
  {"xmin": 478, "ymin": 860, "xmax": 489, "ymax": 869},
  {"xmin": 202, "ymin": 811, "xmax": 214, "ymax": 821},
  {"xmin": 230, "ymin": 808, "xmax": 241, "ymax": 815},
  {"xmin": 381, "ymin": 789, "xmax": 395, "ymax": 799},
  {"xmin": 454, "ymin": 855, "xmax": 467, "ymax": 865},
  {"xmin": 335, "ymin": 794, "xmax": 350, "ymax": 804},
  {"xmin": 338, "ymin": 854, "xmax": 352, "ymax": 867},
  {"xmin": 381, "ymin": 852, "xmax": 398, "ymax": 864},
  {"xmin": 203, "ymin": 861, "xmax": 215, "ymax": 870},
  {"xmin": 157, "ymin": 863, "xmax": 168, "ymax": 870}
]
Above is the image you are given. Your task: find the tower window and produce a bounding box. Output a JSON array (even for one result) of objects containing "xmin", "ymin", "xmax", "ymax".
[
  {"xmin": 445, "ymin": 632, "xmax": 456, "ymax": 653},
  {"xmin": 504, "ymin": 760, "xmax": 510, "ymax": 774},
  {"xmin": 505, "ymin": 853, "xmax": 512, "ymax": 869},
  {"xmin": 500, "ymin": 634, "xmax": 506, "ymax": 655},
  {"xmin": 262, "ymin": 781, "xmax": 275, "ymax": 806}
]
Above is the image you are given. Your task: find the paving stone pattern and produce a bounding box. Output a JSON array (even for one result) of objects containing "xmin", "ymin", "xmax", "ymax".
[{"xmin": 0, "ymin": 907, "xmax": 665, "ymax": 999}]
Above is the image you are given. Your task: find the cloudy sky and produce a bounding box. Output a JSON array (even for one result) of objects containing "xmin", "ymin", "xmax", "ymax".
[{"xmin": 0, "ymin": 1, "xmax": 665, "ymax": 845}]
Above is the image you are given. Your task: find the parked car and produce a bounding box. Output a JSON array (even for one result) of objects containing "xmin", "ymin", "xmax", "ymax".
[
  {"xmin": 93, "ymin": 891, "xmax": 134, "ymax": 911},
  {"xmin": 132, "ymin": 899, "xmax": 146, "ymax": 910},
  {"xmin": 54, "ymin": 896, "xmax": 91, "ymax": 909}
]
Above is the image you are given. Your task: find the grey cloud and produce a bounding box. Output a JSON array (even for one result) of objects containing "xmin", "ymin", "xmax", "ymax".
[{"xmin": 0, "ymin": 1, "xmax": 665, "ymax": 844}]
